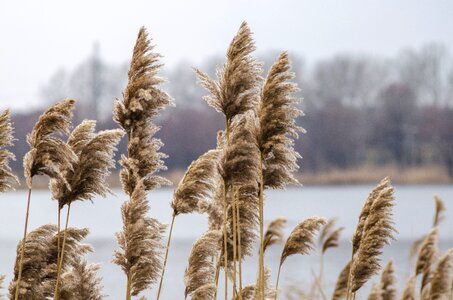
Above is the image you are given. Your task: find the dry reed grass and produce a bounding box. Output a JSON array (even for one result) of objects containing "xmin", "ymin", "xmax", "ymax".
[
  {"xmin": 0, "ymin": 110, "xmax": 18, "ymax": 192},
  {"xmin": 380, "ymin": 260, "xmax": 396, "ymax": 300},
  {"xmin": 3, "ymin": 22, "xmax": 453, "ymax": 300},
  {"xmin": 23, "ymin": 99, "xmax": 76, "ymax": 188},
  {"xmin": 9, "ymin": 225, "xmax": 92, "ymax": 299},
  {"xmin": 113, "ymin": 26, "xmax": 172, "ymax": 300},
  {"xmin": 350, "ymin": 179, "xmax": 396, "ymax": 293},
  {"xmin": 429, "ymin": 250, "xmax": 452, "ymax": 300},
  {"xmin": 332, "ymin": 261, "xmax": 351, "ymax": 300},
  {"xmin": 263, "ymin": 218, "xmax": 287, "ymax": 253},
  {"xmin": 415, "ymin": 227, "xmax": 438, "ymax": 291},
  {"xmin": 184, "ymin": 230, "xmax": 222, "ymax": 299},
  {"xmin": 400, "ymin": 275, "xmax": 416, "ymax": 300}
]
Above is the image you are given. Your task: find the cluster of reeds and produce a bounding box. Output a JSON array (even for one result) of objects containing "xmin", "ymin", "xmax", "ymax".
[{"xmin": 0, "ymin": 23, "xmax": 452, "ymax": 300}]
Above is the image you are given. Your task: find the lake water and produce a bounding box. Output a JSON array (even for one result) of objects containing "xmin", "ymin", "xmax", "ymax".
[{"xmin": 1, "ymin": 185, "xmax": 452, "ymax": 299}]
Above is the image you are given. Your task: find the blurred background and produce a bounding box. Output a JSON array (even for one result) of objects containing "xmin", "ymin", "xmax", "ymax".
[{"xmin": 1, "ymin": 0, "xmax": 453, "ymax": 185}]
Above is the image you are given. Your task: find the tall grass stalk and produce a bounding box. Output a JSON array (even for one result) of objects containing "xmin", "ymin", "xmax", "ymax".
[
  {"xmin": 258, "ymin": 154, "xmax": 264, "ymax": 299},
  {"xmin": 14, "ymin": 186, "xmax": 32, "ymax": 300},
  {"xmin": 54, "ymin": 203, "xmax": 71, "ymax": 300},
  {"xmin": 235, "ymin": 188, "xmax": 243, "ymax": 300},
  {"xmin": 156, "ymin": 212, "xmax": 176, "ymax": 300}
]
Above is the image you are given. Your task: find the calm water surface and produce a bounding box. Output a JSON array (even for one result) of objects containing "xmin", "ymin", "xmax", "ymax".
[{"xmin": 1, "ymin": 185, "xmax": 452, "ymax": 299}]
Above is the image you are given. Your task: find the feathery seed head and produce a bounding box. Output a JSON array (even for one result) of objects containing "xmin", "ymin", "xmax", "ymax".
[
  {"xmin": 263, "ymin": 217, "xmax": 287, "ymax": 253},
  {"xmin": 350, "ymin": 180, "xmax": 396, "ymax": 293},
  {"xmin": 23, "ymin": 99, "xmax": 76, "ymax": 188},
  {"xmin": 258, "ymin": 51, "xmax": 304, "ymax": 189},
  {"xmin": 172, "ymin": 149, "xmax": 223, "ymax": 215},
  {"xmin": 280, "ymin": 217, "xmax": 326, "ymax": 265},
  {"xmin": 430, "ymin": 249, "xmax": 453, "ymax": 300},
  {"xmin": 332, "ymin": 260, "xmax": 351, "ymax": 300},
  {"xmin": 184, "ymin": 230, "xmax": 222, "ymax": 299},
  {"xmin": 195, "ymin": 22, "xmax": 261, "ymax": 122},
  {"xmin": 0, "ymin": 109, "xmax": 19, "ymax": 192}
]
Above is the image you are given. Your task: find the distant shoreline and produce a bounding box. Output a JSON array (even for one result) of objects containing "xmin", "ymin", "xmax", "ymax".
[{"xmin": 11, "ymin": 164, "xmax": 452, "ymax": 190}]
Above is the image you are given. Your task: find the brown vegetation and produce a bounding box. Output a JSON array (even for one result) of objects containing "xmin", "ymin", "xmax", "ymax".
[{"xmin": 0, "ymin": 23, "xmax": 452, "ymax": 300}]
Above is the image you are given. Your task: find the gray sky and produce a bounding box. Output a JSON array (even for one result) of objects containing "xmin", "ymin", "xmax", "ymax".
[{"xmin": 1, "ymin": 0, "xmax": 452, "ymax": 111}]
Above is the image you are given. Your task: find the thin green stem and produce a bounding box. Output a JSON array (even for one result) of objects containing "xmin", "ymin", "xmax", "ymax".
[
  {"xmin": 14, "ymin": 187, "xmax": 32, "ymax": 300},
  {"xmin": 156, "ymin": 212, "xmax": 176, "ymax": 300},
  {"xmin": 54, "ymin": 203, "xmax": 71, "ymax": 300}
]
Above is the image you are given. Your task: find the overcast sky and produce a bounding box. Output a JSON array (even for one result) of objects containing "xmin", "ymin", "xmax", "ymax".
[{"xmin": 1, "ymin": 0, "xmax": 452, "ymax": 111}]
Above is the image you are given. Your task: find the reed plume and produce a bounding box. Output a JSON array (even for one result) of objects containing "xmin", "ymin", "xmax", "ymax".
[
  {"xmin": 349, "ymin": 179, "xmax": 396, "ymax": 293},
  {"xmin": 332, "ymin": 261, "xmax": 351, "ymax": 300},
  {"xmin": 257, "ymin": 51, "xmax": 304, "ymax": 189},
  {"xmin": 0, "ymin": 110, "xmax": 18, "ymax": 192},
  {"xmin": 263, "ymin": 217, "xmax": 287, "ymax": 253},
  {"xmin": 256, "ymin": 51, "xmax": 304, "ymax": 298},
  {"xmin": 113, "ymin": 26, "xmax": 173, "ymax": 195},
  {"xmin": 191, "ymin": 284, "xmax": 217, "ymax": 300},
  {"xmin": 171, "ymin": 149, "xmax": 223, "ymax": 216},
  {"xmin": 429, "ymin": 250, "xmax": 452, "ymax": 300},
  {"xmin": 58, "ymin": 257, "xmax": 104, "ymax": 300},
  {"xmin": 220, "ymin": 112, "xmax": 261, "ymax": 297},
  {"xmin": 50, "ymin": 121, "xmax": 124, "ymax": 208},
  {"xmin": 195, "ymin": 21, "xmax": 261, "ymax": 123},
  {"xmin": 235, "ymin": 267, "xmax": 276, "ymax": 300},
  {"xmin": 184, "ymin": 230, "xmax": 222, "ymax": 299},
  {"xmin": 380, "ymin": 260, "xmax": 396, "ymax": 300},
  {"xmin": 420, "ymin": 284, "xmax": 431, "ymax": 300},
  {"xmin": 113, "ymin": 26, "xmax": 172, "ymax": 300},
  {"xmin": 275, "ymin": 217, "xmax": 326, "ymax": 299},
  {"xmin": 280, "ymin": 217, "xmax": 326, "ymax": 268},
  {"xmin": 410, "ymin": 196, "xmax": 445, "ymax": 258},
  {"xmin": 16, "ymin": 99, "xmax": 76, "ymax": 300},
  {"xmin": 23, "ymin": 99, "xmax": 76, "ymax": 188},
  {"xmin": 113, "ymin": 181, "xmax": 167, "ymax": 297},
  {"xmin": 0, "ymin": 275, "xmax": 4, "ymax": 299},
  {"xmin": 400, "ymin": 275, "xmax": 416, "ymax": 300},
  {"xmin": 319, "ymin": 218, "xmax": 344, "ymax": 254},
  {"xmin": 9, "ymin": 224, "xmax": 91, "ymax": 299},
  {"xmin": 368, "ymin": 283, "xmax": 383, "ymax": 300},
  {"xmin": 50, "ymin": 121, "xmax": 122, "ymax": 299},
  {"xmin": 433, "ymin": 195, "xmax": 446, "ymax": 227},
  {"xmin": 351, "ymin": 177, "xmax": 390, "ymax": 255},
  {"xmin": 195, "ymin": 22, "xmax": 261, "ymax": 299},
  {"xmin": 170, "ymin": 149, "xmax": 223, "ymax": 297},
  {"xmin": 415, "ymin": 227, "xmax": 438, "ymax": 291}
]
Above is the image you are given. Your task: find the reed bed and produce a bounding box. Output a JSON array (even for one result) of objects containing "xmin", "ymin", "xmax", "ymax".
[{"xmin": 0, "ymin": 23, "xmax": 452, "ymax": 300}]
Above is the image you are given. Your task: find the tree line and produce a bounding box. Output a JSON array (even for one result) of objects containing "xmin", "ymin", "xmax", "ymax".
[{"xmin": 7, "ymin": 43, "xmax": 453, "ymax": 180}]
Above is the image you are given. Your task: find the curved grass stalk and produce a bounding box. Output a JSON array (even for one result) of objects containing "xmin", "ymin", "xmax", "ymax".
[
  {"xmin": 274, "ymin": 264, "xmax": 282, "ymax": 300},
  {"xmin": 54, "ymin": 203, "xmax": 71, "ymax": 300},
  {"xmin": 156, "ymin": 212, "xmax": 176, "ymax": 300}
]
